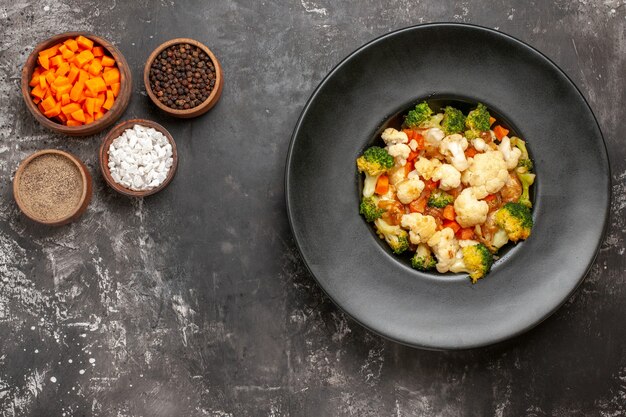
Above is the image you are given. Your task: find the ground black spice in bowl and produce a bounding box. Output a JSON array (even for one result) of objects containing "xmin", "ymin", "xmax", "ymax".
[
  {"xmin": 18, "ymin": 154, "xmax": 83, "ymax": 222},
  {"xmin": 148, "ymin": 43, "xmax": 216, "ymax": 110}
]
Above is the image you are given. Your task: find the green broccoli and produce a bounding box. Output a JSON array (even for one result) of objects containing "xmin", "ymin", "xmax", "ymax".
[
  {"xmin": 511, "ymin": 137, "xmax": 533, "ymax": 172},
  {"xmin": 441, "ymin": 106, "xmax": 466, "ymax": 135},
  {"xmin": 517, "ymin": 171, "xmax": 535, "ymax": 208},
  {"xmin": 411, "ymin": 243, "xmax": 437, "ymax": 271},
  {"xmin": 404, "ymin": 101, "xmax": 433, "ymax": 129},
  {"xmin": 359, "ymin": 197, "xmax": 384, "ymax": 222},
  {"xmin": 461, "ymin": 243, "xmax": 494, "ymax": 283},
  {"xmin": 494, "ymin": 202, "xmax": 533, "ymax": 242},
  {"xmin": 419, "ymin": 113, "xmax": 444, "ymax": 129},
  {"xmin": 374, "ymin": 218, "xmax": 410, "ymax": 254},
  {"xmin": 356, "ymin": 146, "xmax": 394, "ymax": 176},
  {"xmin": 464, "ymin": 103, "xmax": 491, "ymax": 139},
  {"xmin": 427, "ymin": 189, "xmax": 454, "ymax": 208}
]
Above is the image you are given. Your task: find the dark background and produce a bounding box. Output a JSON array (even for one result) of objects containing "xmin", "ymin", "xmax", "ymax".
[{"xmin": 0, "ymin": 1, "xmax": 624, "ymax": 416}]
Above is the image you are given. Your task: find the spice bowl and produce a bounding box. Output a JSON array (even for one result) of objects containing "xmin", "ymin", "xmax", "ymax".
[
  {"xmin": 99, "ymin": 119, "xmax": 178, "ymax": 197},
  {"xmin": 13, "ymin": 149, "xmax": 93, "ymax": 226},
  {"xmin": 21, "ymin": 31, "xmax": 132, "ymax": 136},
  {"xmin": 143, "ymin": 38, "xmax": 223, "ymax": 118}
]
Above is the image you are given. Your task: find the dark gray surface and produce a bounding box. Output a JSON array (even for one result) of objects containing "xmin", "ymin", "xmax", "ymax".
[{"xmin": 0, "ymin": 1, "xmax": 624, "ymax": 416}]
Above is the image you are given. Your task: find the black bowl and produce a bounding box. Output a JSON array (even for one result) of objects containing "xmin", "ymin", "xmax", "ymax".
[{"xmin": 285, "ymin": 23, "xmax": 610, "ymax": 350}]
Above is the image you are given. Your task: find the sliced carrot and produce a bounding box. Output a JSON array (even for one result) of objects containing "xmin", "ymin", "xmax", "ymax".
[
  {"xmin": 39, "ymin": 44, "xmax": 60, "ymax": 58},
  {"xmin": 465, "ymin": 147, "xmax": 478, "ymax": 158},
  {"xmin": 52, "ymin": 76, "xmax": 70, "ymax": 87},
  {"xmin": 49, "ymin": 55, "xmax": 64, "ymax": 67},
  {"xmin": 45, "ymin": 71, "xmax": 56, "ymax": 85},
  {"xmin": 61, "ymin": 93, "xmax": 70, "ymax": 106},
  {"xmin": 85, "ymin": 77, "xmax": 106, "ymax": 94},
  {"xmin": 404, "ymin": 159, "xmax": 414, "ymax": 177},
  {"xmin": 38, "ymin": 54, "xmax": 50, "ymax": 70},
  {"xmin": 67, "ymin": 65, "xmax": 80, "ymax": 84},
  {"xmin": 41, "ymin": 96, "xmax": 57, "ymax": 112},
  {"xmin": 66, "ymin": 119, "xmax": 83, "ymax": 127},
  {"xmin": 55, "ymin": 83, "xmax": 72, "ymax": 97},
  {"xmin": 88, "ymin": 59, "xmax": 102, "ymax": 76},
  {"xmin": 75, "ymin": 50, "xmax": 94, "ymax": 67},
  {"xmin": 78, "ymin": 69, "xmax": 90, "ymax": 83},
  {"xmin": 407, "ymin": 150, "xmax": 419, "ymax": 162},
  {"xmin": 85, "ymin": 97, "xmax": 96, "ymax": 115},
  {"xmin": 43, "ymin": 103, "xmax": 61, "ymax": 118},
  {"xmin": 424, "ymin": 180, "xmax": 439, "ymax": 191},
  {"xmin": 31, "ymin": 85, "xmax": 46, "ymax": 99},
  {"xmin": 442, "ymin": 205, "xmax": 455, "ymax": 221},
  {"xmin": 69, "ymin": 81, "xmax": 84, "ymax": 102},
  {"xmin": 102, "ymin": 90, "xmax": 115, "ymax": 110},
  {"xmin": 63, "ymin": 38, "xmax": 79, "ymax": 52},
  {"xmin": 55, "ymin": 62, "xmax": 70, "ymax": 77},
  {"xmin": 442, "ymin": 220, "xmax": 461, "ymax": 234},
  {"xmin": 457, "ymin": 228, "xmax": 475, "ymax": 240},
  {"xmin": 38, "ymin": 75, "xmax": 48, "ymax": 90},
  {"xmin": 110, "ymin": 82, "xmax": 120, "ymax": 97},
  {"xmin": 409, "ymin": 194, "xmax": 429, "ymax": 214},
  {"xmin": 375, "ymin": 174, "xmax": 389, "ymax": 195},
  {"xmin": 493, "ymin": 125, "xmax": 509, "ymax": 141},
  {"xmin": 489, "ymin": 116, "xmax": 496, "ymax": 126},
  {"xmin": 61, "ymin": 102, "xmax": 81, "ymax": 115},
  {"xmin": 70, "ymin": 109, "xmax": 86, "ymax": 122},
  {"xmin": 102, "ymin": 68, "xmax": 120, "ymax": 85},
  {"xmin": 94, "ymin": 110, "xmax": 105, "ymax": 120},
  {"xmin": 101, "ymin": 55, "xmax": 116, "ymax": 67},
  {"xmin": 92, "ymin": 46, "xmax": 104, "ymax": 57},
  {"xmin": 483, "ymin": 194, "xmax": 497, "ymax": 202},
  {"xmin": 76, "ymin": 35, "xmax": 94, "ymax": 50}
]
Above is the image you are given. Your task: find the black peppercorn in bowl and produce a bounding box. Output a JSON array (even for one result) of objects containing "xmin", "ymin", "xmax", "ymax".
[{"xmin": 144, "ymin": 38, "xmax": 223, "ymax": 118}]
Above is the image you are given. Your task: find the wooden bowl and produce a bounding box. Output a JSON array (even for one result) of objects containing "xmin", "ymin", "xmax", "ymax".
[
  {"xmin": 21, "ymin": 32, "xmax": 132, "ymax": 136},
  {"xmin": 99, "ymin": 119, "xmax": 178, "ymax": 197},
  {"xmin": 143, "ymin": 38, "xmax": 223, "ymax": 118},
  {"xmin": 13, "ymin": 149, "xmax": 93, "ymax": 226}
]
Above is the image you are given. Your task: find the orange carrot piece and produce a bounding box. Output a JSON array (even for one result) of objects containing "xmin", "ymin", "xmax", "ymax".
[
  {"xmin": 110, "ymin": 82, "xmax": 120, "ymax": 97},
  {"xmin": 465, "ymin": 147, "xmax": 478, "ymax": 158},
  {"xmin": 100, "ymin": 55, "xmax": 115, "ymax": 67},
  {"xmin": 85, "ymin": 97, "xmax": 96, "ymax": 115},
  {"xmin": 457, "ymin": 228, "xmax": 475, "ymax": 240},
  {"xmin": 61, "ymin": 102, "xmax": 81, "ymax": 115},
  {"xmin": 45, "ymin": 71, "xmax": 56, "ymax": 85},
  {"xmin": 55, "ymin": 62, "xmax": 70, "ymax": 77},
  {"xmin": 375, "ymin": 174, "xmax": 389, "ymax": 195},
  {"xmin": 66, "ymin": 120, "xmax": 83, "ymax": 127},
  {"xmin": 67, "ymin": 65, "xmax": 80, "ymax": 84},
  {"xmin": 94, "ymin": 110, "xmax": 105, "ymax": 120},
  {"xmin": 39, "ymin": 75, "xmax": 47, "ymax": 90},
  {"xmin": 88, "ymin": 59, "xmax": 102, "ymax": 76},
  {"xmin": 55, "ymin": 83, "xmax": 72, "ymax": 97},
  {"xmin": 102, "ymin": 90, "xmax": 115, "ymax": 110},
  {"xmin": 70, "ymin": 109, "xmax": 86, "ymax": 123},
  {"xmin": 85, "ymin": 77, "xmax": 106, "ymax": 94},
  {"xmin": 49, "ymin": 55, "xmax": 64, "ymax": 67},
  {"xmin": 92, "ymin": 46, "xmax": 104, "ymax": 57},
  {"xmin": 38, "ymin": 54, "xmax": 50, "ymax": 70},
  {"xmin": 489, "ymin": 116, "xmax": 496, "ymax": 126},
  {"xmin": 63, "ymin": 38, "xmax": 79, "ymax": 52},
  {"xmin": 493, "ymin": 125, "xmax": 509, "ymax": 141},
  {"xmin": 442, "ymin": 205, "xmax": 455, "ymax": 221},
  {"xmin": 442, "ymin": 220, "xmax": 461, "ymax": 234},
  {"xmin": 102, "ymin": 68, "xmax": 120, "ymax": 86},
  {"xmin": 84, "ymin": 113, "xmax": 94, "ymax": 124},
  {"xmin": 483, "ymin": 194, "xmax": 497, "ymax": 202},
  {"xmin": 75, "ymin": 50, "xmax": 94, "ymax": 67},
  {"xmin": 76, "ymin": 35, "xmax": 94, "ymax": 50},
  {"xmin": 69, "ymin": 81, "xmax": 84, "ymax": 102},
  {"xmin": 78, "ymin": 70, "xmax": 90, "ymax": 83},
  {"xmin": 41, "ymin": 96, "xmax": 57, "ymax": 112},
  {"xmin": 61, "ymin": 93, "xmax": 71, "ymax": 106},
  {"xmin": 43, "ymin": 103, "xmax": 62, "ymax": 118},
  {"xmin": 409, "ymin": 194, "xmax": 429, "ymax": 214},
  {"xmin": 53, "ymin": 75, "xmax": 70, "ymax": 86},
  {"xmin": 31, "ymin": 85, "xmax": 46, "ymax": 99}
]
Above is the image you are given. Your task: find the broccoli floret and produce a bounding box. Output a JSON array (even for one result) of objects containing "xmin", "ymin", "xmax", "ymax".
[
  {"xmin": 517, "ymin": 171, "xmax": 535, "ymax": 208},
  {"xmin": 494, "ymin": 202, "xmax": 533, "ymax": 242},
  {"xmin": 356, "ymin": 146, "xmax": 394, "ymax": 176},
  {"xmin": 511, "ymin": 137, "xmax": 534, "ymax": 172},
  {"xmin": 465, "ymin": 103, "xmax": 491, "ymax": 139},
  {"xmin": 427, "ymin": 189, "xmax": 454, "ymax": 208},
  {"xmin": 374, "ymin": 218, "xmax": 410, "ymax": 254},
  {"xmin": 419, "ymin": 113, "xmax": 444, "ymax": 129},
  {"xmin": 404, "ymin": 102, "xmax": 433, "ymax": 129},
  {"xmin": 359, "ymin": 197, "xmax": 384, "ymax": 222},
  {"xmin": 461, "ymin": 243, "xmax": 494, "ymax": 283},
  {"xmin": 441, "ymin": 106, "xmax": 466, "ymax": 135},
  {"xmin": 411, "ymin": 243, "xmax": 437, "ymax": 271}
]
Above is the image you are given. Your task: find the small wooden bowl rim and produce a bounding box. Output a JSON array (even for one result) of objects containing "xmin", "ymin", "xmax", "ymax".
[
  {"xmin": 21, "ymin": 31, "xmax": 132, "ymax": 136},
  {"xmin": 143, "ymin": 38, "xmax": 223, "ymax": 117},
  {"xmin": 99, "ymin": 119, "xmax": 178, "ymax": 197},
  {"xmin": 13, "ymin": 149, "xmax": 91, "ymax": 225}
]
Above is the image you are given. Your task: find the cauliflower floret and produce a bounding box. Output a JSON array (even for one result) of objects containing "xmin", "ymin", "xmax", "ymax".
[
  {"xmin": 413, "ymin": 157, "xmax": 442, "ymax": 180},
  {"xmin": 431, "ymin": 163, "xmax": 461, "ymax": 190},
  {"xmin": 461, "ymin": 150, "xmax": 509, "ymax": 197},
  {"xmin": 387, "ymin": 143, "xmax": 411, "ymax": 166},
  {"xmin": 471, "ymin": 138, "xmax": 487, "ymax": 152},
  {"xmin": 427, "ymin": 228, "xmax": 460, "ymax": 273},
  {"xmin": 388, "ymin": 166, "xmax": 407, "ymax": 186},
  {"xmin": 396, "ymin": 178, "xmax": 425, "ymax": 204},
  {"xmin": 424, "ymin": 127, "xmax": 445, "ymax": 148},
  {"xmin": 362, "ymin": 173, "xmax": 380, "ymax": 198},
  {"xmin": 400, "ymin": 213, "xmax": 437, "ymax": 244},
  {"xmin": 454, "ymin": 188, "xmax": 489, "ymax": 228},
  {"xmin": 381, "ymin": 128, "xmax": 409, "ymax": 146},
  {"xmin": 439, "ymin": 134, "xmax": 469, "ymax": 171},
  {"xmin": 498, "ymin": 136, "xmax": 522, "ymax": 170}
]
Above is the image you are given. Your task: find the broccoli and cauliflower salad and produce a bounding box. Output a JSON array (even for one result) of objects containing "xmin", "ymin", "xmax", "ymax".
[{"xmin": 357, "ymin": 102, "xmax": 535, "ymax": 283}]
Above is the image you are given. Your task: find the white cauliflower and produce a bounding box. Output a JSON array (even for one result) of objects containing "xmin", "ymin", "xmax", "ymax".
[
  {"xmin": 396, "ymin": 178, "xmax": 425, "ymax": 204},
  {"xmin": 461, "ymin": 150, "xmax": 508, "ymax": 197},
  {"xmin": 388, "ymin": 166, "xmax": 407, "ymax": 186},
  {"xmin": 412, "ymin": 157, "xmax": 442, "ymax": 180},
  {"xmin": 362, "ymin": 173, "xmax": 380, "ymax": 198},
  {"xmin": 381, "ymin": 128, "xmax": 409, "ymax": 145},
  {"xmin": 431, "ymin": 163, "xmax": 461, "ymax": 190},
  {"xmin": 427, "ymin": 228, "xmax": 460, "ymax": 273},
  {"xmin": 424, "ymin": 127, "xmax": 445, "ymax": 148},
  {"xmin": 498, "ymin": 136, "xmax": 522, "ymax": 170},
  {"xmin": 387, "ymin": 143, "xmax": 411, "ymax": 166},
  {"xmin": 400, "ymin": 213, "xmax": 437, "ymax": 245},
  {"xmin": 471, "ymin": 138, "xmax": 487, "ymax": 152},
  {"xmin": 454, "ymin": 188, "xmax": 489, "ymax": 228},
  {"xmin": 439, "ymin": 134, "xmax": 469, "ymax": 171}
]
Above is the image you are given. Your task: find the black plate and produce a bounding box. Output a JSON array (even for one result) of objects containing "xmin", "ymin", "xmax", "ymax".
[{"xmin": 285, "ymin": 23, "xmax": 610, "ymax": 350}]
